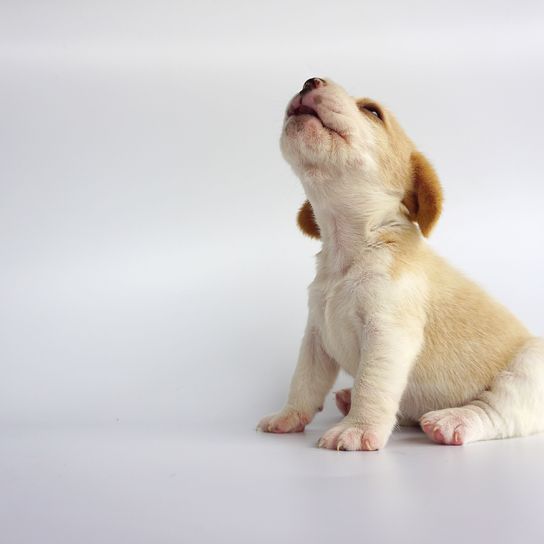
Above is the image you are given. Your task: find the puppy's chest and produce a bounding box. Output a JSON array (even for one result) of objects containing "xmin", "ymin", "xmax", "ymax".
[{"xmin": 309, "ymin": 269, "xmax": 381, "ymax": 375}]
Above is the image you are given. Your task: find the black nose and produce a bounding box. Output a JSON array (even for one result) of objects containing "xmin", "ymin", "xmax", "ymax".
[{"xmin": 301, "ymin": 77, "xmax": 325, "ymax": 94}]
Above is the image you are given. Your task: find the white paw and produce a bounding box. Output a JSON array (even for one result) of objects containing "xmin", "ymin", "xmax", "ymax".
[
  {"xmin": 318, "ymin": 421, "xmax": 391, "ymax": 451},
  {"xmin": 420, "ymin": 407, "xmax": 484, "ymax": 446},
  {"xmin": 257, "ymin": 408, "xmax": 310, "ymax": 434}
]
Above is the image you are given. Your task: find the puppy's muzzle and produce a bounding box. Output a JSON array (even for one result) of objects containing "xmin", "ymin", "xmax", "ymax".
[
  {"xmin": 301, "ymin": 77, "xmax": 326, "ymax": 95},
  {"xmin": 287, "ymin": 78, "xmax": 327, "ymax": 118}
]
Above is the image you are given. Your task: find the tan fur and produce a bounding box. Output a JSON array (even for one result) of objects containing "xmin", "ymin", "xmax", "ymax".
[
  {"xmin": 403, "ymin": 152, "xmax": 443, "ymax": 237},
  {"xmin": 297, "ymin": 200, "xmax": 320, "ymax": 238},
  {"xmin": 398, "ymin": 246, "xmax": 530, "ymax": 420}
]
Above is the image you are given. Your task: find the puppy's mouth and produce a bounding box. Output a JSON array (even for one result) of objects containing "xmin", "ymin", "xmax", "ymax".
[
  {"xmin": 287, "ymin": 102, "xmax": 346, "ymax": 141},
  {"xmin": 288, "ymin": 104, "xmax": 321, "ymax": 119}
]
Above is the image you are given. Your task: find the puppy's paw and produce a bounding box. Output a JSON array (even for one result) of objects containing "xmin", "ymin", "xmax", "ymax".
[
  {"xmin": 335, "ymin": 388, "xmax": 351, "ymax": 416},
  {"xmin": 257, "ymin": 408, "xmax": 310, "ymax": 434},
  {"xmin": 318, "ymin": 421, "xmax": 390, "ymax": 451},
  {"xmin": 420, "ymin": 407, "xmax": 483, "ymax": 446}
]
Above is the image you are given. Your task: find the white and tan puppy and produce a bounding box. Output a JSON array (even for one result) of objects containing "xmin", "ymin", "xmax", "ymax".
[{"xmin": 257, "ymin": 77, "xmax": 544, "ymax": 450}]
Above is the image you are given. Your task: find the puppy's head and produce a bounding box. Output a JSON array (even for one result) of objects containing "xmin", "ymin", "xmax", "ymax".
[{"xmin": 280, "ymin": 78, "xmax": 442, "ymax": 238}]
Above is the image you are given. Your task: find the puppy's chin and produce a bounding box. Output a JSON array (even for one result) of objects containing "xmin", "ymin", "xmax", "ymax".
[
  {"xmin": 280, "ymin": 121, "xmax": 361, "ymax": 181},
  {"xmin": 280, "ymin": 115, "xmax": 331, "ymax": 167}
]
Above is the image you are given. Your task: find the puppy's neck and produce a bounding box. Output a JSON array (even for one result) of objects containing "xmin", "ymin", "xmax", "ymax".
[{"xmin": 302, "ymin": 170, "xmax": 407, "ymax": 273}]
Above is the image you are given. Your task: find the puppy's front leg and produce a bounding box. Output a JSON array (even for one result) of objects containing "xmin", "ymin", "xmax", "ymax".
[
  {"xmin": 257, "ymin": 326, "xmax": 339, "ymax": 433},
  {"xmin": 319, "ymin": 322, "xmax": 423, "ymax": 451}
]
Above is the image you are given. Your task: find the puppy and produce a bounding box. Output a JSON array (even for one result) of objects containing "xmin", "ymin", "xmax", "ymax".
[{"xmin": 257, "ymin": 77, "xmax": 544, "ymax": 450}]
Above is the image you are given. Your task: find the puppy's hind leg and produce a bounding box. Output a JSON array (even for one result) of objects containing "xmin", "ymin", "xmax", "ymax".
[
  {"xmin": 421, "ymin": 337, "xmax": 544, "ymax": 445},
  {"xmin": 335, "ymin": 388, "xmax": 352, "ymax": 416}
]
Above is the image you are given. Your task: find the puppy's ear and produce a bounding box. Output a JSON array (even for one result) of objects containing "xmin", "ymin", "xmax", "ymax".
[
  {"xmin": 402, "ymin": 152, "xmax": 443, "ymax": 237},
  {"xmin": 297, "ymin": 200, "xmax": 320, "ymax": 239}
]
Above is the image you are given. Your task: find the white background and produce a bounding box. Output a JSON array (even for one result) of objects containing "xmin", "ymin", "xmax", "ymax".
[{"xmin": 1, "ymin": 1, "xmax": 544, "ymax": 543}]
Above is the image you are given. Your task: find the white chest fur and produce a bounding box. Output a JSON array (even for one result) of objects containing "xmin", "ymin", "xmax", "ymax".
[{"xmin": 308, "ymin": 251, "xmax": 394, "ymax": 376}]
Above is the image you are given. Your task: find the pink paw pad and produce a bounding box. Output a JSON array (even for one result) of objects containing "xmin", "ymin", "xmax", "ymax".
[{"xmin": 452, "ymin": 431, "xmax": 464, "ymax": 445}]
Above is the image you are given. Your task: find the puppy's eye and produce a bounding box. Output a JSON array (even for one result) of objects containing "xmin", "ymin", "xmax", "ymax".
[{"xmin": 358, "ymin": 103, "xmax": 384, "ymax": 122}]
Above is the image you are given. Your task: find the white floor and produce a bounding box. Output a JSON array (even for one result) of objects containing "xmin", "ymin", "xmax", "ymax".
[{"xmin": 3, "ymin": 417, "xmax": 544, "ymax": 544}]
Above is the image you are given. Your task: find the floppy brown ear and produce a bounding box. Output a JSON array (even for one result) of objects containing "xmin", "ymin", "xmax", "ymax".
[
  {"xmin": 297, "ymin": 200, "xmax": 320, "ymax": 239},
  {"xmin": 402, "ymin": 152, "xmax": 443, "ymax": 237}
]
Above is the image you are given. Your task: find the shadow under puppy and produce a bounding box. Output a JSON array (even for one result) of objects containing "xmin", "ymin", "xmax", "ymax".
[{"xmin": 257, "ymin": 77, "xmax": 544, "ymax": 450}]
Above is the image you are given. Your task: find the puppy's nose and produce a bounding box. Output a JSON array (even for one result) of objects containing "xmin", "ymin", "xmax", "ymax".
[{"xmin": 301, "ymin": 77, "xmax": 325, "ymax": 94}]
